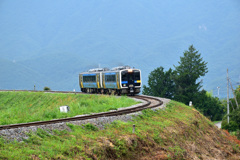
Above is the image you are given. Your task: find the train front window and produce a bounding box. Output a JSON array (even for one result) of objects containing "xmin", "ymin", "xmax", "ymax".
[
  {"xmin": 134, "ymin": 71, "xmax": 140, "ymax": 80},
  {"xmin": 121, "ymin": 71, "xmax": 128, "ymax": 81}
]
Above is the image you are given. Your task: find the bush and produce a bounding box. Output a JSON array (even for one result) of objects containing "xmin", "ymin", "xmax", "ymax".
[
  {"xmin": 83, "ymin": 123, "xmax": 98, "ymax": 131},
  {"xmin": 231, "ymin": 130, "xmax": 240, "ymax": 140},
  {"xmin": 222, "ymin": 109, "xmax": 240, "ymax": 132},
  {"xmin": 194, "ymin": 90, "xmax": 225, "ymax": 121},
  {"xmin": 44, "ymin": 87, "xmax": 51, "ymax": 91},
  {"xmin": 222, "ymin": 121, "xmax": 239, "ymax": 132}
]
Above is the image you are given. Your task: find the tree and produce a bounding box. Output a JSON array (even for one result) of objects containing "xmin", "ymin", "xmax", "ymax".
[
  {"xmin": 194, "ymin": 90, "xmax": 225, "ymax": 121},
  {"xmin": 142, "ymin": 67, "xmax": 175, "ymax": 99},
  {"xmin": 143, "ymin": 45, "xmax": 224, "ymax": 121},
  {"xmin": 44, "ymin": 86, "xmax": 51, "ymax": 91},
  {"xmin": 222, "ymin": 85, "xmax": 240, "ymax": 132},
  {"xmin": 174, "ymin": 45, "xmax": 208, "ymax": 105},
  {"xmin": 222, "ymin": 109, "xmax": 240, "ymax": 132},
  {"xmin": 232, "ymin": 85, "xmax": 240, "ymax": 110}
]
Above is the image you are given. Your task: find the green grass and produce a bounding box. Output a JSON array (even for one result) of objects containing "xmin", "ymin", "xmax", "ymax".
[
  {"xmin": 0, "ymin": 91, "xmax": 138, "ymax": 125},
  {"xmin": 1, "ymin": 100, "xmax": 239, "ymax": 159}
]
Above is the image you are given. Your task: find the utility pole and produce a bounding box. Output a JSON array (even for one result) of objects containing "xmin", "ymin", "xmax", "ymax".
[
  {"xmin": 227, "ymin": 69, "xmax": 230, "ymax": 124},
  {"xmin": 229, "ymin": 79, "xmax": 239, "ymax": 109}
]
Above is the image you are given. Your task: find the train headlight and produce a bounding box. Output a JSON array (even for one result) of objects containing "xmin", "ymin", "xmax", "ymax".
[{"xmin": 128, "ymin": 69, "xmax": 133, "ymax": 73}]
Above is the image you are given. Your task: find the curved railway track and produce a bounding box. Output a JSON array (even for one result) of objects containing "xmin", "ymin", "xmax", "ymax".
[{"xmin": 0, "ymin": 90, "xmax": 163, "ymax": 130}]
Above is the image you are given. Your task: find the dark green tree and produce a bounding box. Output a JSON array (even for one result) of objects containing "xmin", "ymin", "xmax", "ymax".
[
  {"xmin": 174, "ymin": 45, "xmax": 208, "ymax": 105},
  {"xmin": 43, "ymin": 86, "xmax": 51, "ymax": 91},
  {"xmin": 222, "ymin": 85, "xmax": 240, "ymax": 132},
  {"xmin": 222, "ymin": 109, "xmax": 240, "ymax": 132},
  {"xmin": 230, "ymin": 85, "xmax": 240, "ymax": 111},
  {"xmin": 142, "ymin": 67, "xmax": 175, "ymax": 99},
  {"xmin": 194, "ymin": 90, "xmax": 225, "ymax": 121}
]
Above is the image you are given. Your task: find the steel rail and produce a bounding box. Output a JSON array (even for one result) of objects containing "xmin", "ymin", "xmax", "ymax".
[{"xmin": 0, "ymin": 91, "xmax": 163, "ymax": 130}]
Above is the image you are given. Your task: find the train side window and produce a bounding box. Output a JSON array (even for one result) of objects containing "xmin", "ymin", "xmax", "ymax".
[
  {"xmin": 105, "ymin": 75, "xmax": 108, "ymax": 82},
  {"xmin": 105, "ymin": 75, "xmax": 116, "ymax": 82},
  {"xmin": 91, "ymin": 76, "xmax": 96, "ymax": 82},
  {"xmin": 113, "ymin": 75, "xmax": 116, "ymax": 81},
  {"xmin": 83, "ymin": 76, "xmax": 96, "ymax": 82},
  {"xmin": 83, "ymin": 76, "xmax": 87, "ymax": 82}
]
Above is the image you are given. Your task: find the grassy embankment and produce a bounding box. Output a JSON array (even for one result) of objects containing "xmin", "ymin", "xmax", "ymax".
[
  {"xmin": 0, "ymin": 91, "xmax": 138, "ymax": 125},
  {"xmin": 1, "ymin": 100, "xmax": 240, "ymax": 159}
]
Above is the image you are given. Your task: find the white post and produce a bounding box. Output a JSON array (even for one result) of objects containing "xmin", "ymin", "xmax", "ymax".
[{"xmin": 189, "ymin": 101, "xmax": 192, "ymax": 107}]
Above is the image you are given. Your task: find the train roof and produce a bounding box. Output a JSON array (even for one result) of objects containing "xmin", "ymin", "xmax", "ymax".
[
  {"xmin": 111, "ymin": 66, "xmax": 131, "ymax": 71},
  {"xmin": 80, "ymin": 66, "xmax": 140, "ymax": 74}
]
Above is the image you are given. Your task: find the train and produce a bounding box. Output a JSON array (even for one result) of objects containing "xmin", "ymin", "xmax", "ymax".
[{"xmin": 79, "ymin": 66, "xmax": 141, "ymax": 95}]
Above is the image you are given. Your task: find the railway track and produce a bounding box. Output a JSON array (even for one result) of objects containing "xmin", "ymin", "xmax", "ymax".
[{"xmin": 0, "ymin": 90, "xmax": 163, "ymax": 130}]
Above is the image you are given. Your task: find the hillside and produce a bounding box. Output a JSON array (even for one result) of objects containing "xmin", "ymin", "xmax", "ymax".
[
  {"xmin": 0, "ymin": 0, "xmax": 239, "ymax": 96},
  {"xmin": 0, "ymin": 100, "xmax": 239, "ymax": 159}
]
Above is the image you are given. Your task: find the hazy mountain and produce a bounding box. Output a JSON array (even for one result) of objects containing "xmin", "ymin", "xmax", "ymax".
[
  {"xmin": 0, "ymin": 0, "xmax": 239, "ymax": 97},
  {"xmin": 0, "ymin": 58, "xmax": 48, "ymax": 90}
]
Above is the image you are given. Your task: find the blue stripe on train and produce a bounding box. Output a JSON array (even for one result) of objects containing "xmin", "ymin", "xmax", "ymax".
[
  {"xmin": 83, "ymin": 82, "xmax": 97, "ymax": 88},
  {"xmin": 105, "ymin": 82, "xmax": 117, "ymax": 89},
  {"xmin": 104, "ymin": 72, "xmax": 116, "ymax": 75},
  {"xmin": 83, "ymin": 74, "xmax": 96, "ymax": 76},
  {"xmin": 122, "ymin": 81, "xmax": 128, "ymax": 84}
]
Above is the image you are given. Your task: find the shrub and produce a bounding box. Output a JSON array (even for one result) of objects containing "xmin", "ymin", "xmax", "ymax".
[
  {"xmin": 44, "ymin": 87, "xmax": 51, "ymax": 91},
  {"xmin": 222, "ymin": 109, "xmax": 240, "ymax": 132},
  {"xmin": 83, "ymin": 123, "xmax": 98, "ymax": 131},
  {"xmin": 231, "ymin": 130, "xmax": 240, "ymax": 140},
  {"xmin": 222, "ymin": 121, "xmax": 239, "ymax": 132}
]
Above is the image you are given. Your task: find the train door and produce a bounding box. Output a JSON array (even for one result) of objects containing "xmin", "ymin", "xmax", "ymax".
[
  {"xmin": 102, "ymin": 74, "xmax": 106, "ymax": 88},
  {"xmin": 96, "ymin": 74, "xmax": 100, "ymax": 88},
  {"xmin": 116, "ymin": 73, "xmax": 120, "ymax": 89},
  {"xmin": 127, "ymin": 70, "xmax": 134, "ymax": 93},
  {"xmin": 128, "ymin": 70, "xmax": 134, "ymax": 87},
  {"xmin": 80, "ymin": 75, "xmax": 83, "ymax": 88}
]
